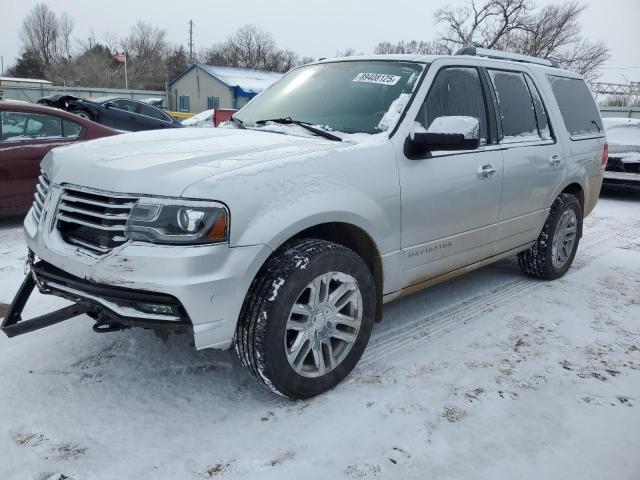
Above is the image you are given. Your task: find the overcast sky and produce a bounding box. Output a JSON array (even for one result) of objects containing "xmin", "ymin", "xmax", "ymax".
[{"xmin": 1, "ymin": 0, "xmax": 638, "ymax": 83}]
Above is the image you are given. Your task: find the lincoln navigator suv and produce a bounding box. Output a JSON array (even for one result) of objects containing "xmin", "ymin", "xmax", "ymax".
[{"xmin": 2, "ymin": 48, "xmax": 607, "ymax": 399}]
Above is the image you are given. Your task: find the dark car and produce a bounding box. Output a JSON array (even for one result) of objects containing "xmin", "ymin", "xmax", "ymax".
[
  {"xmin": 37, "ymin": 95, "xmax": 183, "ymax": 132},
  {"xmin": 0, "ymin": 100, "xmax": 119, "ymax": 216},
  {"xmin": 603, "ymin": 118, "xmax": 640, "ymax": 189}
]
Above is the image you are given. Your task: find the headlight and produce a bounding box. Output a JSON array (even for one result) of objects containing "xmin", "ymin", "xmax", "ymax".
[{"xmin": 125, "ymin": 199, "xmax": 229, "ymax": 245}]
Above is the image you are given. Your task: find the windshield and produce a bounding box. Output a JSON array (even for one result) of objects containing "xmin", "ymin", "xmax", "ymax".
[{"xmin": 235, "ymin": 61, "xmax": 425, "ymax": 135}]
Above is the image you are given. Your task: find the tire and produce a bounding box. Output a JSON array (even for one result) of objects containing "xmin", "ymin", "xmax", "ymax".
[
  {"xmin": 235, "ymin": 239, "xmax": 376, "ymax": 399},
  {"xmin": 70, "ymin": 109, "xmax": 93, "ymax": 121},
  {"xmin": 518, "ymin": 193, "xmax": 582, "ymax": 280}
]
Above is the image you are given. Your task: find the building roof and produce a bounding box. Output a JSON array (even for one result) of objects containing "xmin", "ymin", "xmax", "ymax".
[
  {"xmin": 169, "ymin": 64, "xmax": 282, "ymax": 95},
  {"xmin": 0, "ymin": 76, "xmax": 52, "ymax": 85}
]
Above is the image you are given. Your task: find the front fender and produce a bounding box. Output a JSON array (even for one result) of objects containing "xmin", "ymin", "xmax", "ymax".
[{"xmin": 181, "ymin": 140, "xmax": 401, "ymax": 256}]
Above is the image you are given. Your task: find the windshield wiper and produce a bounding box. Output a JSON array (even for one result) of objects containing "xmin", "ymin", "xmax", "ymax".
[
  {"xmin": 229, "ymin": 116, "xmax": 245, "ymax": 129},
  {"xmin": 255, "ymin": 117, "xmax": 342, "ymax": 142}
]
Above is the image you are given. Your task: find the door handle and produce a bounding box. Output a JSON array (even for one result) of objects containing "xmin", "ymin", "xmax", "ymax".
[
  {"xmin": 549, "ymin": 154, "xmax": 562, "ymax": 167},
  {"xmin": 478, "ymin": 164, "xmax": 496, "ymax": 179}
]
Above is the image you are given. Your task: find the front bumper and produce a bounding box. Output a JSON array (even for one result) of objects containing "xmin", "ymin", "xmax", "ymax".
[
  {"xmin": 603, "ymin": 170, "xmax": 640, "ymax": 187},
  {"xmin": 2, "ymin": 260, "xmax": 191, "ymax": 337},
  {"xmin": 21, "ymin": 209, "xmax": 272, "ymax": 349}
]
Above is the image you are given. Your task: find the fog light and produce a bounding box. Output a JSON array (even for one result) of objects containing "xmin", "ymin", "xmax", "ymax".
[{"xmin": 136, "ymin": 303, "xmax": 175, "ymax": 316}]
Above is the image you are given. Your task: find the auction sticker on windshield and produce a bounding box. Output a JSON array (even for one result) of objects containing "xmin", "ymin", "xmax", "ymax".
[{"xmin": 353, "ymin": 73, "xmax": 401, "ymax": 85}]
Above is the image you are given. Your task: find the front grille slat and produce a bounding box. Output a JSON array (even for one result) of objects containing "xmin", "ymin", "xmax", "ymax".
[
  {"xmin": 56, "ymin": 213, "xmax": 127, "ymax": 231},
  {"xmin": 60, "ymin": 193, "xmax": 135, "ymax": 209},
  {"xmin": 32, "ymin": 173, "xmax": 51, "ymax": 224},
  {"xmin": 55, "ymin": 187, "xmax": 137, "ymax": 256},
  {"xmin": 58, "ymin": 204, "xmax": 130, "ymax": 220}
]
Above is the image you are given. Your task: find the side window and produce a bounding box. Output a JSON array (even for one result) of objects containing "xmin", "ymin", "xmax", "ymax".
[
  {"xmin": 1, "ymin": 111, "xmax": 28, "ymax": 141},
  {"xmin": 207, "ymin": 96, "xmax": 220, "ymax": 110},
  {"xmin": 62, "ymin": 119, "xmax": 83, "ymax": 138},
  {"xmin": 417, "ymin": 67, "xmax": 488, "ymax": 143},
  {"xmin": 139, "ymin": 103, "xmax": 169, "ymax": 121},
  {"xmin": 179, "ymin": 95, "xmax": 190, "ymax": 112},
  {"xmin": 1, "ymin": 111, "xmax": 62, "ymax": 141},
  {"xmin": 489, "ymin": 70, "xmax": 539, "ymax": 142},
  {"xmin": 110, "ymin": 100, "xmax": 137, "ymax": 113},
  {"xmin": 524, "ymin": 74, "xmax": 552, "ymax": 140},
  {"xmin": 547, "ymin": 75, "xmax": 603, "ymax": 139}
]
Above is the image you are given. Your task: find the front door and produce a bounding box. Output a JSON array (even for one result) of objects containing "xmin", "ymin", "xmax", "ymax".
[
  {"xmin": 397, "ymin": 65, "xmax": 503, "ymax": 287},
  {"xmin": 101, "ymin": 99, "xmax": 141, "ymax": 131}
]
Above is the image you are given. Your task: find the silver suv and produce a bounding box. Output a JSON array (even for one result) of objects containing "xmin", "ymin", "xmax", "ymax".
[{"xmin": 3, "ymin": 48, "xmax": 607, "ymax": 398}]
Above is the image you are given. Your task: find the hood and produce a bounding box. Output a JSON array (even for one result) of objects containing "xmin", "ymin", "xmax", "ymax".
[{"xmin": 43, "ymin": 127, "xmax": 349, "ymax": 197}]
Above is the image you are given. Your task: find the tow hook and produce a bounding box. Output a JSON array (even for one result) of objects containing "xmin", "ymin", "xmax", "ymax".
[{"xmin": 92, "ymin": 322, "xmax": 130, "ymax": 333}]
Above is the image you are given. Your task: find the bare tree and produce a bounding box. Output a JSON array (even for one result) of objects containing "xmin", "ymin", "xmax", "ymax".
[
  {"xmin": 336, "ymin": 48, "xmax": 360, "ymax": 57},
  {"xmin": 434, "ymin": 0, "xmax": 610, "ymax": 80},
  {"xmin": 121, "ymin": 21, "xmax": 168, "ymax": 89},
  {"xmin": 374, "ymin": 40, "xmax": 448, "ymax": 55},
  {"xmin": 20, "ymin": 3, "xmax": 60, "ymax": 65},
  {"xmin": 57, "ymin": 12, "xmax": 75, "ymax": 61},
  {"xmin": 435, "ymin": 0, "xmax": 532, "ymax": 50},
  {"xmin": 204, "ymin": 24, "xmax": 302, "ymax": 73}
]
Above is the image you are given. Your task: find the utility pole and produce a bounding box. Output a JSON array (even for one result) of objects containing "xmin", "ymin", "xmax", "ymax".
[
  {"xmin": 188, "ymin": 20, "xmax": 195, "ymax": 65},
  {"xmin": 1, "ymin": 56, "xmax": 4, "ymax": 76}
]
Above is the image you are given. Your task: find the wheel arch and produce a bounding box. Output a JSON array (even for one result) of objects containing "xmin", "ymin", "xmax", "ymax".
[
  {"xmin": 252, "ymin": 219, "xmax": 385, "ymax": 323},
  {"xmin": 560, "ymin": 182, "xmax": 585, "ymax": 216}
]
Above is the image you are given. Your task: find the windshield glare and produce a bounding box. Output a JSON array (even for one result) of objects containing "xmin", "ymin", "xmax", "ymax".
[{"xmin": 235, "ymin": 61, "xmax": 425, "ymax": 135}]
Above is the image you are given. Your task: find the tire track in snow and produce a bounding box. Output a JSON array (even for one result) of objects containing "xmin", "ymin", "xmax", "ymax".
[{"xmin": 359, "ymin": 216, "xmax": 637, "ymax": 369}]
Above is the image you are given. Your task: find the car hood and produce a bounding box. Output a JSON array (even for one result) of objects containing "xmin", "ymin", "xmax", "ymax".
[{"xmin": 43, "ymin": 127, "xmax": 350, "ymax": 197}]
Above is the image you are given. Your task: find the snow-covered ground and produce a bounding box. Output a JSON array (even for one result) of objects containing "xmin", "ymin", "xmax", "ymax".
[{"xmin": 1, "ymin": 188, "xmax": 639, "ymax": 480}]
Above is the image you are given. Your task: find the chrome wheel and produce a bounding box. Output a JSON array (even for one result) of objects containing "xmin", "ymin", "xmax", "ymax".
[
  {"xmin": 551, "ymin": 209, "xmax": 578, "ymax": 269},
  {"xmin": 73, "ymin": 111, "xmax": 91, "ymax": 119},
  {"xmin": 284, "ymin": 272, "xmax": 363, "ymax": 378}
]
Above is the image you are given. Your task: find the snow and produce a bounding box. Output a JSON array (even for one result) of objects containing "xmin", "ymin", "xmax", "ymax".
[
  {"xmin": 1, "ymin": 191, "xmax": 640, "ymax": 479},
  {"xmin": 182, "ymin": 109, "xmax": 215, "ymax": 127},
  {"xmin": 0, "ymin": 76, "xmax": 52, "ymax": 85},
  {"xmin": 197, "ymin": 65, "xmax": 282, "ymax": 95},
  {"xmin": 604, "ymin": 118, "xmax": 640, "ymax": 160},
  {"xmin": 377, "ymin": 93, "xmax": 411, "ymax": 132},
  {"xmin": 426, "ymin": 116, "xmax": 480, "ymax": 139}
]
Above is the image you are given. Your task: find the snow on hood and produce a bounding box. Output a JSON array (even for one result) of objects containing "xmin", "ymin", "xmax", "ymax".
[
  {"xmin": 43, "ymin": 127, "xmax": 351, "ymax": 197},
  {"xmin": 604, "ymin": 118, "xmax": 640, "ymax": 155}
]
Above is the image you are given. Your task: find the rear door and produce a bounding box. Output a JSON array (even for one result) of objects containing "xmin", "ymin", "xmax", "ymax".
[
  {"xmin": 0, "ymin": 110, "xmax": 79, "ymax": 214},
  {"xmin": 487, "ymin": 68, "xmax": 565, "ymax": 253},
  {"xmin": 136, "ymin": 102, "xmax": 174, "ymax": 130}
]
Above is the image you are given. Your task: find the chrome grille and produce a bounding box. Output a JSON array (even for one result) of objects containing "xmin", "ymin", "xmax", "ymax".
[
  {"xmin": 32, "ymin": 173, "xmax": 51, "ymax": 224},
  {"xmin": 55, "ymin": 187, "xmax": 137, "ymax": 255}
]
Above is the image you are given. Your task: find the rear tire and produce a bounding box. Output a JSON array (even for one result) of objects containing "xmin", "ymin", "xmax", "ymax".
[
  {"xmin": 518, "ymin": 193, "xmax": 582, "ymax": 280},
  {"xmin": 235, "ymin": 239, "xmax": 375, "ymax": 399}
]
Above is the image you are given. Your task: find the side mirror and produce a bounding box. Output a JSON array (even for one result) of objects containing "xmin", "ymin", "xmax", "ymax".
[
  {"xmin": 406, "ymin": 116, "xmax": 481, "ymax": 158},
  {"xmin": 104, "ymin": 102, "xmax": 113, "ymax": 109}
]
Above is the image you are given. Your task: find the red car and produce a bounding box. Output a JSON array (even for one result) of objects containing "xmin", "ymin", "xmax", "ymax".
[{"xmin": 0, "ymin": 100, "xmax": 119, "ymax": 216}]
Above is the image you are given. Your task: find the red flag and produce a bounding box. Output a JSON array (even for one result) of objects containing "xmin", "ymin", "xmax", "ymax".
[{"xmin": 113, "ymin": 52, "xmax": 125, "ymax": 62}]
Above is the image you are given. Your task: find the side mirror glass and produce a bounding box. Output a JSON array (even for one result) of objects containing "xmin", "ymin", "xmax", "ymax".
[{"xmin": 406, "ymin": 116, "xmax": 481, "ymax": 158}]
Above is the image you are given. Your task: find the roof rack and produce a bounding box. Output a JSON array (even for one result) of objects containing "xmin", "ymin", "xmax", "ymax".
[{"xmin": 455, "ymin": 46, "xmax": 560, "ymax": 68}]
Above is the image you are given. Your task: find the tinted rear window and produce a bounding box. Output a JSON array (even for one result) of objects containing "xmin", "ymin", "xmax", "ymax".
[{"xmin": 548, "ymin": 76, "xmax": 602, "ymax": 139}]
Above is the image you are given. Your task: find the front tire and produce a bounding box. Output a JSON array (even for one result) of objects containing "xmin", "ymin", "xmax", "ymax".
[
  {"xmin": 518, "ymin": 193, "xmax": 582, "ymax": 280},
  {"xmin": 235, "ymin": 239, "xmax": 376, "ymax": 399},
  {"xmin": 70, "ymin": 109, "xmax": 93, "ymax": 121}
]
